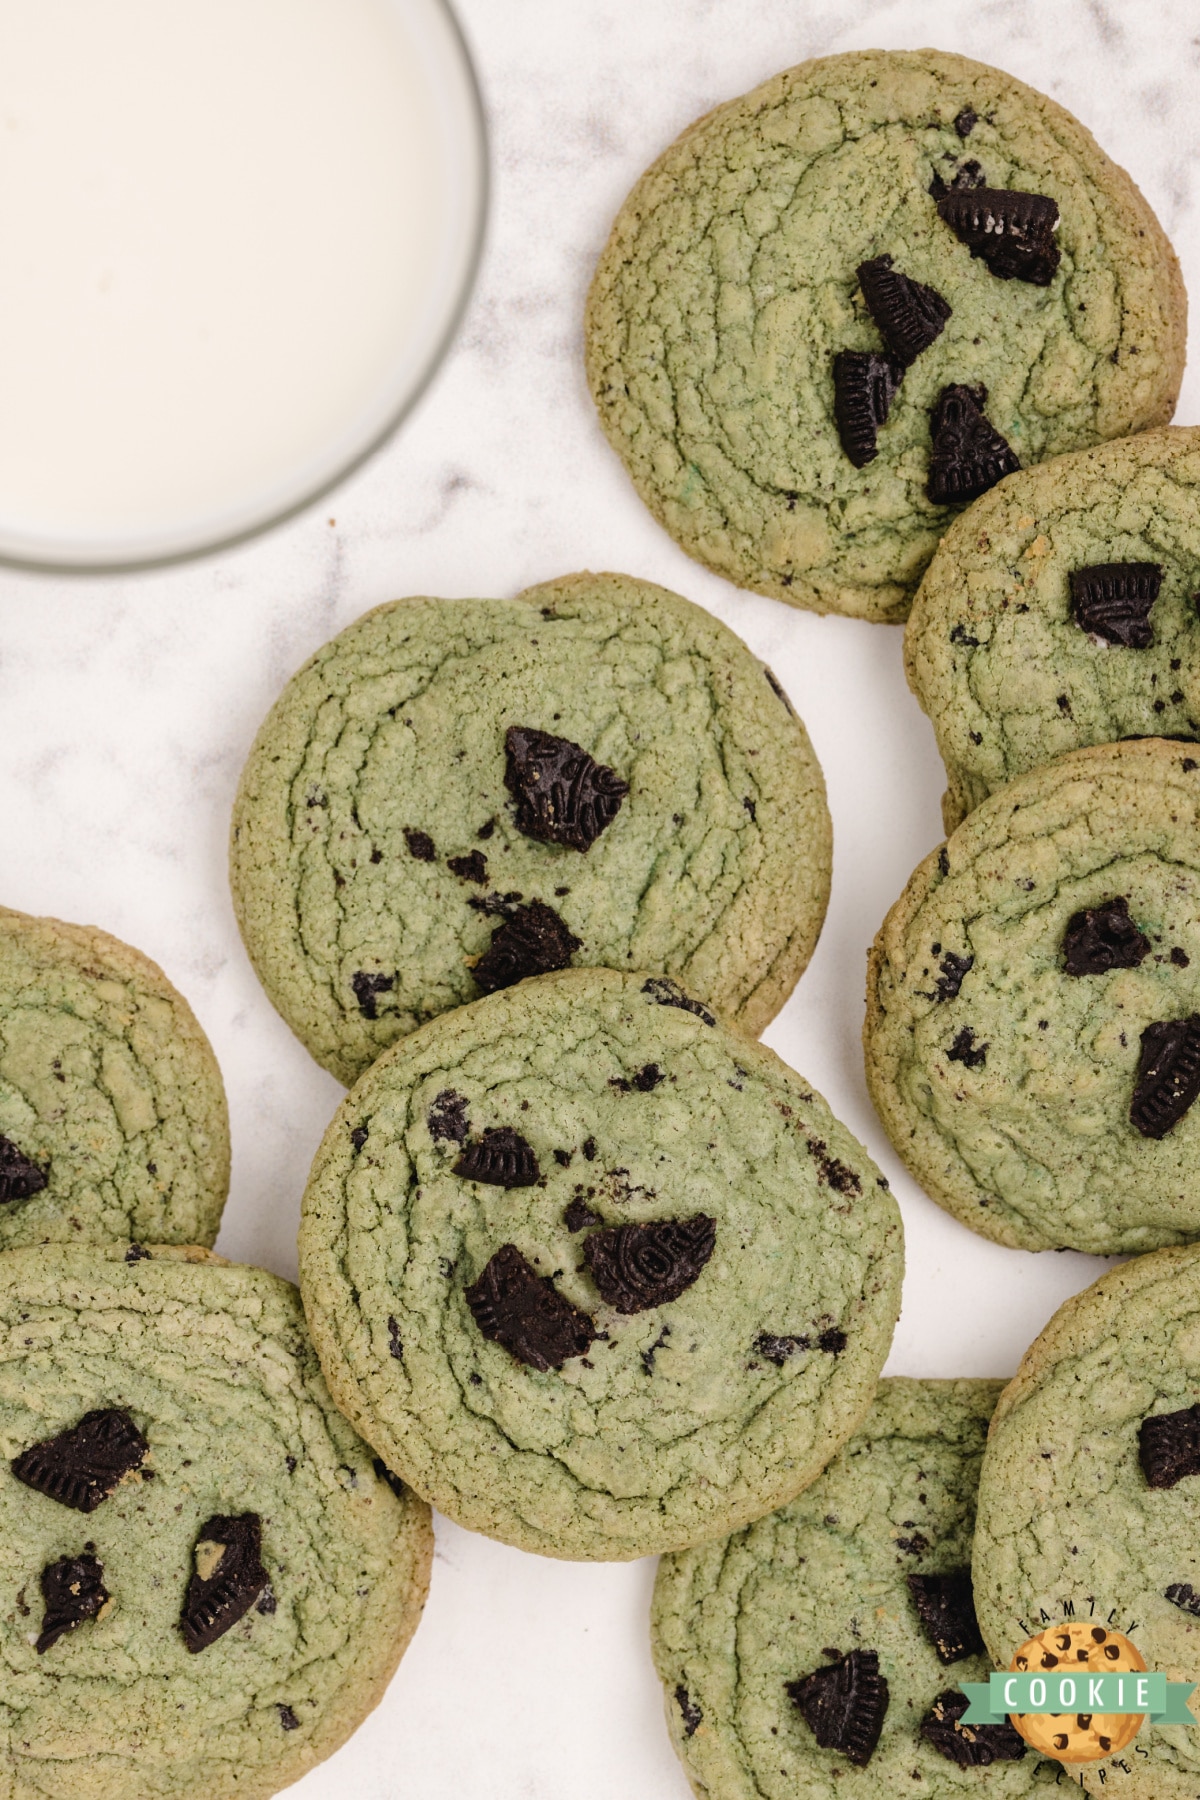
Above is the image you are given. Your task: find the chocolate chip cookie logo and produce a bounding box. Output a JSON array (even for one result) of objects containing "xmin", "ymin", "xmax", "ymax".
[{"xmin": 961, "ymin": 1621, "xmax": 1196, "ymax": 1764}]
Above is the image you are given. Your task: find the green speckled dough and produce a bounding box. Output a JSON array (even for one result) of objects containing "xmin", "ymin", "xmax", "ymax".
[
  {"xmin": 230, "ymin": 571, "xmax": 831, "ymax": 1086},
  {"xmin": 586, "ymin": 49, "xmax": 1184, "ymax": 622},
  {"xmin": 865, "ymin": 739, "xmax": 1200, "ymax": 1255},
  {"xmin": 299, "ymin": 967, "xmax": 903, "ymax": 1560},
  {"xmin": 654, "ymin": 1379, "xmax": 1058, "ymax": 1797},
  {"xmin": 0, "ymin": 909, "xmax": 229, "ymax": 1250},
  {"xmin": 907, "ymin": 428, "xmax": 1200, "ymax": 831},
  {"xmin": 973, "ymin": 1248, "xmax": 1200, "ymax": 1798},
  {"xmin": 0, "ymin": 1243, "xmax": 432, "ymax": 1800}
]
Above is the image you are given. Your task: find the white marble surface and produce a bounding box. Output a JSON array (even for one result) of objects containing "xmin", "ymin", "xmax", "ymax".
[{"xmin": 0, "ymin": 2, "xmax": 1196, "ymax": 1793}]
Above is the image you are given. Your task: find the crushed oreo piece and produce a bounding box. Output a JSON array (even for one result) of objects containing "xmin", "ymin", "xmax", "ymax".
[
  {"xmin": 640, "ymin": 977, "xmax": 715, "ymax": 1026},
  {"xmin": 921, "ymin": 1689, "xmax": 1026, "ymax": 1766},
  {"xmin": 454, "ymin": 1127, "xmax": 541, "ymax": 1188},
  {"xmin": 832, "ymin": 349, "xmax": 903, "ymax": 467},
  {"xmin": 387, "ymin": 1316, "xmax": 404, "ymax": 1361},
  {"xmin": 583, "ymin": 1215, "xmax": 716, "ymax": 1313},
  {"xmin": 428, "ymin": 1089, "xmax": 470, "ymax": 1145},
  {"xmin": 448, "ymin": 850, "xmax": 488, "ymax": 884},
  {"xmin": 350, "ymin": 971, "xmax": 395, "ymax": 1020},
  {"xmin": 763, "ymin": 666, "xmax": 796, "ymax": 715},
  {"xmin": 472, "ymin": 900, "xmax": 581, "ymax": 994},
  {"xmin": 676, "ymin": 1686, "xmax": 703, "ymax": 1737},
  {"xmin": 946, "ymin": 1026, "xmax": 988, "ymax": 1069},
  {"xmin": 1131, "ymin": 1016, "xmax": 1200, "ymax": 1138},
  {"xmin": 754, "ymin": 1332, "xmax": 810, "ymax": 1364},
  {"xmin": 927, "ymin": 385, "xmax": 1019, "ymax": 505},
  {"xmin": 1062, "ymin": 896, "xmax": 1150, "ymax": 976},
  {"xmin": 0, "ymin": 1135, "xmax": 48, "ymax": 1204},
  {"xmin": 504, "ymin": 726, "xmax": 628, "ymax": 852},
  {"xmin": 936, "ymin": 184, "xmax": 1060, "ymax": 284},
  {"xmin": 786, "ymin": 1648, "xmax": 888, "ymax": 1767},
  {"xmin": 124, "ymin": 1243, "xmax": 150, "ymax": 1263},
  {"xmin": 929, "ymin": 159, "xmax": 986, "ymax": 199},
  {"xmin": 612, "ymin": 1062, "xmax": 665, "ymax": 1094},
  {"xmin": 818, "ymin": 1327, "xmax": 848, "ymax": 1354},
  {"xmin": 1167, "ymin": 1582, "xmax": 1200, "ymax": 1616},
  {"xmin": 806, "ymin": 1138, "xmax": 862, "ymax": 1196},
  {"xmin": 907, "ymin": 1571, "xmax": 985, "ymax": 1664},
  {"xmin": 923, "ymin": 950, "xmax": 973, "ymax": 1003},
  {"xmin": 180, "ymin": 1513, "xmax": 270, "ymax": 1652},
  {"xmin": 465, "ymin": 1244, "xmax": 596, "ymax": 1371},
  {"xmin": 564, "ymin": 1197, "xmax": 601, "ymax": 1232},
  {"xmin": 13, "ymin": 1408, "xmax": 149, "ymax": 1513},
  {"xmin": 1069, "ymin": 563, "xmax": 1162, "ymax": 648},
  {"xmin": 857, "ymin": 255, "xmax": 951, "ymax": 366},
  {"xmin": 403, "ymin": 827, "xmax": 436, "ymax": 862},
  {"xmin": 349, "ymin": 1125, "xmax": 369, "ymax": 1154},
  {"xmin": 278, "ymin": 1705, "xmax": 300, "ymax": 1731},
  {"xmin": 372, "ymin": 1457, "xmax": 407, "ymax": 1502},
  {"xmin": 1140, "ymin": 1403, "xmax": 1200, "ymax": 1488},
  {"xmin": 953, "ymin": 106, "xmax": 977, "ymax": 138},
  {"xmin": 36, "ymin": 1552, "xmax": 109, "ymax": 1653}
]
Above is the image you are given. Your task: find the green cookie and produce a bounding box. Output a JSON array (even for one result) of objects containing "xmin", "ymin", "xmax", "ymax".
[
  {"xmin": 586, "ymin": 49, "xmax": 1184, "ymax": 623},
  {"xmin": 973, "ymin": 1247, "xmax": 1200, "ymax": 1798},
  {"xmin": 865, "ymin": 739, "xmax": 1200, "ymax": 1255},
  {"xmin": 0, "ymin": 1243, "xmax": 432, "ymax": 1800},
  {"xmin": 907, "ymin": 427, "xmax": 1200, "ymax": 831},
  {"xmin": 230, "ymin": 570, "xmax": 831, "ymax": 1086},
  {"xmin": 299, "ymin": 967, "xmax": 903, "ymax": 1561},
  {"xmin": 0, "ymin": 908, "xmax": 229, "ymax": 1250},
  {"xmin": 654, "ymin": 1379, "xmax": 1058, "ymax": 1797}
]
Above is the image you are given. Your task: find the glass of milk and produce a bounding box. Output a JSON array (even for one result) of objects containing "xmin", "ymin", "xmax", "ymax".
[{"xmin": 0, "ymin": 0, "xmax": 486, "ymax": 569}]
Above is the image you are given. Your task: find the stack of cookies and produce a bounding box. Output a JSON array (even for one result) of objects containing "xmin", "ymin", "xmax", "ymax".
[{"xmin": 3, "ymin": 36, "xmax": 1199, "ymax": 1800}]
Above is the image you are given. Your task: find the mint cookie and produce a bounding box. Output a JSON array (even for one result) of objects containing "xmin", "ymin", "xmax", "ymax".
[
  {"xmin": 0, "ymin": 1244, "xmax": 431, "ymax": 1800},
  {"xmin": 0, "ymin": 907, "xmax": 229, "ymax": 1250},
  {"xmin": 865, "ymin": 739, "xmax": 1200, "ymax": 1255},
  {"xmin": 973, "ymin": 1248, "xmax": 1200, "ymax": 1798},
  {"xmin": 907, "ymin": 428, "xmax": 1200, "ymax": 829},
  {"xmin": 586, "ymin": 49, "xmax": 1184, "ymax": 622},
  {"xmin": 299, "ymin": 967, "xmax": 903, "ymax": 1560},
  {"xmin": 231, "ymin": 570, "xmax": 830, "ymax": 1084},
  {"xmin": 654, "ymin": 1379, "xmax": 1057, "ymax": 1796}
]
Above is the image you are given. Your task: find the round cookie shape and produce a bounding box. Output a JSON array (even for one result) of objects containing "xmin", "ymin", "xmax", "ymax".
[
  {"xmin": 653, "ymin": 1379, "xmax": 1058, "ymax": 1797},
  {"xmin": 230, "ymin": 570, "xmax": 831, "ymax": 1085},
  {"xmin": 973, "ymin": 1246, "xmax": 1200, "ymax": 1797},
  {"xmin": 865, "ymin": 739, "xmax": 1200, "ymax": 1255},
  {"xmin": 906, "ymin": 428, "xmax": 1200, "ymax": 831},
  {"xmin": 1008, "ymin": 1624, "xmax": 1145, "ymax": 1763},
  {"xmin": 0, "ymin": 908, "xmax": 229, "ymax": 1250},
  {"xmin": 0, "ymin": 1243, "xmax": 432, "ymax": 1800},
  {"xmin": 585, "ymin": 49, "xmax": 1184, "ymax": 623},
  {"xmin": 298, "ymin": 967, "xmax": 903, "ymax": 1560}
]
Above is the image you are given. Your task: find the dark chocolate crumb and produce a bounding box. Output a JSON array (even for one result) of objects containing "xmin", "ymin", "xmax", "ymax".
[
  {"xmin": 465, "ymin": 1244, "xmax": 596, "ymax": 1371},
  {"xmin": 953, "ymin": 106, "xmax": 977, "ymax": 137},
  {"xmin": 938, "ymin": 848, "xmax": 950, "ymax": 877},
  {"xmin": 504, "ymin": 726, "xmax": 628, "ymax": 851},
  {"xmin": 372, "ymin": 1457, "xmax": 407, "ymax": 1502},
  {"xmin": 13, "ymin": 1408, "xmax": 149, "ymax": 1513},
  {"xmin": 763, "ymin": 666, "xmax": 796, "ymax": 715},
  {"xmin": 476, "ymin": 818, "xmax": 496, "ymax": 840},
  {"xmin": 402, "ymin": 828, "xmax": 436, "ymax": 862},
  {"xmin": 350, "ymin": 1125, "xmax": 369, "ymax": 1154},
  {"xmin": 918, "ymin": 950, "xmax": 974, "ymax": 1004},
  {"xmin": 582, "ymin": 1137, "xmax": 597, "ymax": 1161},
  {"xmin": 805, "ymin": 1138, "xmax": 862, "ymax": 1196},
  {"xmin": 584, "ymin": 1216, "xmax": 716, "ymax": 1313},
  {"xmin": 455, "ymin": 1127, "xmax": 541, "ymax": 1188},
  {"xmin": 124, "ymin": 1243, "xmax": 150, "ymax": 1263},
  {"xmin": 896, "ymin": 1531, "xmax": 931, "ymax": 1556},
  {"xmin": 1131, "ymin": 1016, "xmax": 1200, "ymax": 1138},
  {"xmin": 1166, "ymin": 1582, "xmax": 1200, "ymax": 1616},
  {"xmin": 946, "ymin": 1026, "xmax": 987, "ymax": 1069},
  {"xmin": 1173, "ymin": 948, "xmax": 1191, "ymax": 967},
  {"xmin": 278, "ymin": 1705, "xmax": 300, "ymax": 1731},
  {"xmin": 640, "ymin": 977, "xmax": 716, "ymax": 1026},
  {"xmin": 350, "ymin": 971, "xmax": 395, "ymax": 1020},
  {"xmin": 920, "ymin": 1689, "xmax": 1026, "ymax": 1765},
  {"xmin": 256, "ymin": 1585, "xmax": 277, "ymax": 1615},
  {"xmin": 641, "ymin": 1324, "xmax": 671, "ymax": 1374},
  {"xmin": 36, "ymin": 1552, "xmax": 109, "ymax": 1653},
  {"xmin": 553, "ymin": 1148, "xmax": 573, "ymax": 1167},
  {"xmin": 754, "ymin": 1332, "xmax": 810, "ymax": 1364},
  {"xmin": 1140, "ymin": 1403, "xmax": 1200, "ymax": 1487},
  {"xmin": 949, "ymin": 623, "xmax": 980, "ymax": 647},
  {"xmin": 675, "ymin": 1685, "xmax": 702, "ymax": 1736},
  {"xmin": 0, "ymin": 1135, "xmax": 49, "ymax": 1205},
  {"xmin": 908, "ymin": 1572, "xmax": 985, "ymax": 1663},
  {"xmin": 564, "ymin": 1197, "xmax": 601, "ymax": 1232},
  {"xmin": 180, "ymin": 1514, "xmax": 270, "ymax": 1653},
  {"xmin": 611, "ymin": 1062, "xmax": 665, "ymax": 1094},
  {"xmin": 1062, "ymin": 896, "xmax": 1150, "ymax": 976},
  {"xmin": 472, "ymin": 900, "xmax": 581, "ymax": 994},
  {"xmin": 387, "ymin": 1316, "xmax": 404, "ymax": 1361},
  {"xmin": 428, "ymin": 1089, "xmax": 470, "ymax": 1145},
  {"xmin": 786, "ymin": 1649, "xmax": 888, "ymax": 1767},
  {"xmin": 447, "ymin": 850, "xmax": 488, "ymax": 884},
  {"xmin": 743, "ymin": 795, "xmax": 757, "ymax": 821}
]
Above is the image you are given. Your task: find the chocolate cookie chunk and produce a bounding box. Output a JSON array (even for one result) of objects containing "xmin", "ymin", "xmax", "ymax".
[{"xmin": 13, "ymin": 1408, "xmax": 148, "ymax": 1513}]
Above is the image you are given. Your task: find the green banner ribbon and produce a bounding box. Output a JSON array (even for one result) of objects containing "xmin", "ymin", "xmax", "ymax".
[{"xmin": 961, "ymin": 1672, "xmax": 1197, "ymax": 1726}]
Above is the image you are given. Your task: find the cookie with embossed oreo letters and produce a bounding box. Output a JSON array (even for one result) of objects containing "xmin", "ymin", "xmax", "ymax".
[
  {"xmin": 299, "ymin": 967, "xmax": 902, "ymax": 1560},
  {"xmin": 907, "ymin": 429, "xmax": 1200, "ymax": 831},
  {"xmin": 973, "ymin": 1246, "xmax": 1200, "ymax": 1798},
  {"xmin": 0, "ymin": 906, "xmax": 229, "ymax": 1252},
  {"xmin": 231, "ymin": 571, "xmax": 831, "ymax": 1085},
  {"xmin": 0, "ymin": 1243, "xmax": 431, "ymax": 1800},
  {"xmin": 586, "ymin": 48, "xmax": 1184, "ymax": 622},
  {"xmin": 865, "ymin": 739, "xmax": 1200, "ymax": 1254},
  {"xmin": 653, "ymin": 1380, "xmax": 1057, "ymax": 1798}
]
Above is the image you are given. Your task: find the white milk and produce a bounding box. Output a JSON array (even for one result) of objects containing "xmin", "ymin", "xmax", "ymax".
[{"xmin": 0, "ymin": 0, "xmax": 483, "ymax": 565}]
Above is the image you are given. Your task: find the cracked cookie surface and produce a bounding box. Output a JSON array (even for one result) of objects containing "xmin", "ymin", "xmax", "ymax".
[
  {"xmin": 230, "ymin": 571, "xmax": 831, "ymax": 1085},
  {"xmin": 0, "ymin": 1244, "xmax": 432, "ymax": 1800},
  {"xmin": 654, "ymin": 1379, "xmax": 1057, "ymax": 1798},
  {"xmin": 0, "ymin": 908, "xmax": 229, "ymax": 1250},
  {"xmin": 298, "ymin": 967, "xmax": 903, "ymax": 1560},
  {"xmin": 974, "ymin": 1247, "xmax": 1200, "ymax": 1798},
  {"xmin": 586, "ymin": 49, "xmax": 1184, "ymax": 622},
  {"xmin": 907, "ymin": 428, "xmax": 1200, "ymax": 830},
  {"xmin": 865, "ymin": 739, "xmax": 1200, "ymax": 1254}
]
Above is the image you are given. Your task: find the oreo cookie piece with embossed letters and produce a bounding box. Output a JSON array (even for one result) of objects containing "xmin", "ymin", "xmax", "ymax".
[
  {"xmin": 0, "ymin": 1243, "xmax": 432, "ymax": 1800},
  {"xmin": 232, "ymin": 572, "xmax": 831, "ymax": 1083},
  {"xmin": 653, "ymin": 1380, "xmax": 1053, "ymax": 1796},
  {"xmin": 866, "ymin": 740, "xmax": 1200, "ymax": 1254},
  {"xmin": 299, "ymin": 967, "xmax": 902, "ymax": 1560},
  {"xmin": 587, "ymin": 49, "xmax": 1183, "ymax": 621}
]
